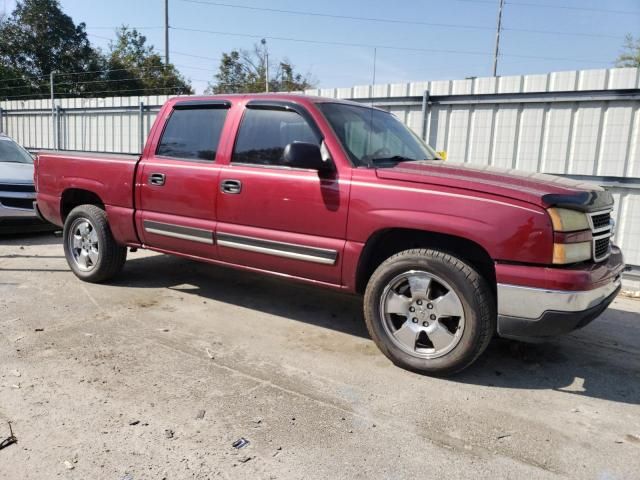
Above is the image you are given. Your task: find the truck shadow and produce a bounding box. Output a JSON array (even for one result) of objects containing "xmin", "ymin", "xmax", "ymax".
[
  {"xmin": 0, "ymin": 231, "xmax": 62, "ymax": 247},
  {"xmin": 117, "ymin": 253, "xmax": 368, "ymax": 338},
  {"xmin": 456, "ymin": 332, "xmax": 640, "ymax": 405},
  {"xmin": 118, "ymin": 253, "xmax": 640, "ymax": 406}
]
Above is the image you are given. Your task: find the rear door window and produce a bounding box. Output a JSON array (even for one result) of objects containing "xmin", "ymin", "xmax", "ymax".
[{"xmin": 156, "ymin": 107, "xmax": 228, "ymax": 161}]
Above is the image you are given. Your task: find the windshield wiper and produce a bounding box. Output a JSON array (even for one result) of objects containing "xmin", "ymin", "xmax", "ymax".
[{"xmin": 366, "ymin": 155, "xmax": 420, "ymax": 167}]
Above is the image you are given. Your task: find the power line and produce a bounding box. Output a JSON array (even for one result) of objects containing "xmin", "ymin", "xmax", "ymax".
[
  {"xmin": 89, "ymin": 26, "xmax": 164, "ymax": 30},
  {"xmin": 1, "ymin": 85, "xmax": 187, "ymax": 100},
  {"xmin": 53, "ymin": 86, "xmax": 186, "ymax": 96},
  {"xmin": 170, "ymin": 26, "xmax": 612, "ymax": 64},
  {"xmin": 0, "ymin": 66, "xmax": 174, "ymax": 86},
  {"xmin": 502, "ymin": 26, "xmax": 622, "ymax": 40},
  {"xmin": 400, "ymin": 0, "xmax": 640, "ymax": 15},
  {"xmin": 181, "ymin": 0, "xmax": 494, "ymax": 31},
  {"xmin": 0, "ymin": 76, "xmax": 184, "ymax": 92},
  {"xmin": 507, "ymin": 1, "xmax": 640, "ymax": 16},
  {"xmin": 55, "ymin": 66, "xmax": 167, "ymax": 78},
  {"xmin": 180, "ymin": 0, "xmax": 632, "ymax": 39},
  {"xmin": 0, "ymin": 72, "xmax": 52, "ymax": 83}
]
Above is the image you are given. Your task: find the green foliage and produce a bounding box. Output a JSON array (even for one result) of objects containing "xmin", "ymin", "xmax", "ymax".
[
  {"xmin": 0, "ymin": 0, "xmax": 192, "ymax": 99},
  {"xmin": 104, "ymin": 27, "xmax": 192, "ymax": 96},
  {"xmin": 206, "ymin": 44, "xmax": 316, "ymax": 94},
  {"xmin": 615, "ymin": 34, "xmax": 640, "ymax": 68}
]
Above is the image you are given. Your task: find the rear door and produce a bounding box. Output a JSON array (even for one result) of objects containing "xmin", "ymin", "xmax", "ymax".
[
  {"xmin": 136, "ymin": 100, "xmax": 231, "ymax": 258},
  {"xmin": 215, "ymin": 101, "xmax": 350, "ymax": 285}
]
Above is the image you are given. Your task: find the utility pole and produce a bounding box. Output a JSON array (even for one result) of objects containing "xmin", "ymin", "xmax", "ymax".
[
  {"xmin": 50, "ymin": 72, "xmax": 56, "ymax": 150},
  {"xmin": 261, "ymin": 38, "xmax": 269, "ymax": 93},
  {"xmin": 164, "ymin": 0, "xmax": 170, "ymax": 65},
  {"xmin": 492, "ymin": 0, "xmax": 504, "ymax": 77}
]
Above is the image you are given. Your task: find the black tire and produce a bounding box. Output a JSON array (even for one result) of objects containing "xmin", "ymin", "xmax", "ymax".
[
  {"xmin": 363, "ymin": 248, "xmax": 495, "ymax": 376},
  {"xmin": 62, "ymin": 204, "xmax": 127, "ymax": 283}
]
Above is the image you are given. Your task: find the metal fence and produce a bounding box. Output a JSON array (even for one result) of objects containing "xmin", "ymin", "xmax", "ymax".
[
  {"xmin": 1, "ymin": 67, "xmax": 639, "ymax": 284},
  {"xmin": 0, "ymin": 95, "xmax": 171, "ymax": 154}
]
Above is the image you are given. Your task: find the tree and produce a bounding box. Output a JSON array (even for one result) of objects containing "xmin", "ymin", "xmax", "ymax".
[
  {"xmin": 0, "ymin": 0, "xmax": 102, "ymax": 97},
  {"xmin": 104, "ymin": 27, "xmax": 192, "ymax": 96},
  {"xmin": 615, "ymin": 34, "xmax": 640, "ymax": 68},
  {"xmin": 0, "ymin": 1, "xmax": 192, "ymax": 99},
  {"xmin": 206, "ymin": 43, "xmax": 316, "ymax": 94}
]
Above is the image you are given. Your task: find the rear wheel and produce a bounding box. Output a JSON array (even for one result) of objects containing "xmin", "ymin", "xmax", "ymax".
[
  {"xmin": 63, "ymin": 204, "xmax": 127, "ymax": 283},
  {"xmin": 363, "ymin": 248, "xmax": 495, "ymax": 376}
]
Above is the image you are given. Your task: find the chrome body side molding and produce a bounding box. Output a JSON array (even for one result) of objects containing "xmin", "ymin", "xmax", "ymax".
[
  {"xmin": 217, "ymin": 232, "xmax": 337, "ymax": 265},
  {"xmin": 143, "ymin": 220, "xmax": 214, "ymax": 245}
]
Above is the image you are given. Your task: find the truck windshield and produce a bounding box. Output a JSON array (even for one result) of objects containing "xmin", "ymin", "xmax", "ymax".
[
  {"xmin": 0, "ymin": 137, "xmax": 33, "ymax": 164},
  {"xmin": 317, "ymin": 102, "xmax": 439, "ymax": 167}
]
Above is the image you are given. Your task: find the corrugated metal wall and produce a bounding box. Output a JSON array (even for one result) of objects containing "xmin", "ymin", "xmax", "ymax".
[
  {"xmin": 1, "ymin": 68, "xmax": 639, "ymax": 272},
  {"xmin": 0, "ymin": 95, "xmax": 171, "ymax": 153}
]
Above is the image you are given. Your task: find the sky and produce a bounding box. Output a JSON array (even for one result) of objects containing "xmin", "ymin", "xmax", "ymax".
[{"xmin": 2, "ymin": 0, "xmax": 640, "ymax": 94}]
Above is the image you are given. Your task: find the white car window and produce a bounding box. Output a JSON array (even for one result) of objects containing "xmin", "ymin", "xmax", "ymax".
[{"xmin": 0, "ymin": 137, "xmax": 33, "ymax": 164}]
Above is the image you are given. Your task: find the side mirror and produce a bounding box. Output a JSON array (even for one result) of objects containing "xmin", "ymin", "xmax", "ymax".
[
  {"xmin": 283, "ymin": 142, "xmax": 334, "ymax": 174},
  {"xmin": 436, "ymin": 150, "xmax": 447, "ymax": 160}
]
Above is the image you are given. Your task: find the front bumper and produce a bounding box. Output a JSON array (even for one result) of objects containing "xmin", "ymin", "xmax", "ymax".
[
  {"xmin": 0, "ymin": 200, "xmax": 39, "ymax": 220},
  {"xmin": 497, "ymin": 281, "xmax": 621, "ymax": 339},
  {"xmin": 0, "ymin": 186, "xmax": 38, "ymax": 220},
  {"xmin": 0, "ymin": 199, "xmax": 54, "ymax": 233},
  {"xmin": 496, "ymin": 249, "xmax": 624, "ymax": 339}
]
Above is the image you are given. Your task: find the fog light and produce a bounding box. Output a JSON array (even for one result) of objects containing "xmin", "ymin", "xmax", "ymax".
[{"xmin": 553, "ymin": 242, "xmax": 591, "ymax": 264}]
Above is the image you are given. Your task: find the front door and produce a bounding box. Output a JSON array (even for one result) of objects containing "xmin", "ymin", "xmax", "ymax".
[
  {"xmin": 216, "ymin": 102, "xmax": 350, "ymax": 285},
  {"xmin": 136, "ymin": 101, "xmax": 230, "ymax": 258}
]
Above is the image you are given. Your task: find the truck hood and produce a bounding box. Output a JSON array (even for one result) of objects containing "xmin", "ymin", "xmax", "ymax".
[
  {"xmin": 375, "ymin": 161, "xmax": 613, "ymax": 212},
  {"xmin": 0, "ymin": 162, "xmax": 34, "ymax": 185}
]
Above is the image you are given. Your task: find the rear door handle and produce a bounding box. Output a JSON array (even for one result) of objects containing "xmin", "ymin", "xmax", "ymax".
[
  {"xmin": 149, "ymin": 173, "xmax": 166, "ymax": 186},
  {"xmin": 221, "ymin": 179, "xmax": 242, "ymax": 194}
]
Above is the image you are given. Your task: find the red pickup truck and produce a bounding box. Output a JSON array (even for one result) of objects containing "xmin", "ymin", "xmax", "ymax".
[{"xmin": 34, "ymin": 94, "xmax": 624, "ymax": 375}]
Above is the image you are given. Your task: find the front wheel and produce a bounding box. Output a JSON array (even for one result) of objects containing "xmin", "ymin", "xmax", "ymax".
[
  {"xmin": 363, "ymin": 249, "xmax": 495, "ymax": 376},
  {"xmin": 63, "ymin": 204, "xmax": 127, "ymax": 283}
]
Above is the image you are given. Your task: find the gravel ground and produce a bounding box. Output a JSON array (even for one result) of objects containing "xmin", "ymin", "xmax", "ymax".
[{"xmin": 1, "ymin": 232, "xmax": 639, "ymax": 480}]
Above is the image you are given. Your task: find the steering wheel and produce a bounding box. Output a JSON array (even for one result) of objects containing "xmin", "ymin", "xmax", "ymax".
[{"xmin": 363, "ymin": 147, "xmax": 392, "ymax": 161}]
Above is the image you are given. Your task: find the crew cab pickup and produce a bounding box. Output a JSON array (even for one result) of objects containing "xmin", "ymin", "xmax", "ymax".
[{"xmin": 34, "ymin": 94, "xmax": 625, "ymax": 375}]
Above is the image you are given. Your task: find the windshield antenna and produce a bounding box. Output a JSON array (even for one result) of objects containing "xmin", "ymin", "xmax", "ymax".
[{"xmin": 366, "ymin": 47, "xmax": 377, "ymax": 167}]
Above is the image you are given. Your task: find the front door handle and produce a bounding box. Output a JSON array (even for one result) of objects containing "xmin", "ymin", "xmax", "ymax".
[
  {"xmin": 221, "ymin": 179, "xmax": 242, "ymax": 194},
  {"xmin": 149, "ymin": 173, "xmax": 166, "ymax": 186}
]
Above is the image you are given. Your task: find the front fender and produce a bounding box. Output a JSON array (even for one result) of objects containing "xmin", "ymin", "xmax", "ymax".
[{"xmin": 347, "ymin": 179, "xmax": 553, "ymax": 264}]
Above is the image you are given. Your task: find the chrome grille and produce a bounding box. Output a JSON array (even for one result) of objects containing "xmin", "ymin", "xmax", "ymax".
[
  {"xmin": 590, "ymin": 212, "xmax": 610, "ymax": 231},
  {"xmin": 587, "ymin": 210, "xmax": 612, "ymax": 262}
]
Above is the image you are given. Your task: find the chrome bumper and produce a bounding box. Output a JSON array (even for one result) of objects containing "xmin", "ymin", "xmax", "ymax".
[
  {"xmin": 497, "ymin": 278, "xmax": 621, "ymax": 320},
  {"xmin": 0, "ymin": 202, "xmax": 38, "ymax": 219},
  {"xmin": 0, "ymin": 188, "xmax": 37, "ymax": 220}
]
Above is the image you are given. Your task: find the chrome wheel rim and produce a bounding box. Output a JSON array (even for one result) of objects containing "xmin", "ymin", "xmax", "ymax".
[
  {"xmin": 380, "ymin": 270, "xmax": 465, "ymax": 359},
  {"xmin": 68, "ymin": 218, "xmax": 100, "ymax": 272}
]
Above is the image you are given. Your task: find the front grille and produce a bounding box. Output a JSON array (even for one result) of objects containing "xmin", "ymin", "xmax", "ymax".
[
  {"xmin": 588, "ymin": 210, "xmax": 612, "ymax": 262},
  {"xmin": 594, "ymin": 236, "xmax": 610, "ymax": 259},
  {"xmin": 590, "ymin": 212, "xmax": 610, "ymax": 230},
  {"xmin": 0, "ymin": 183, "xmax": 35, "ymax": 193},
  {"xmin": 1, "ymin": 198, "xmax": 34, "ymax": 210}
]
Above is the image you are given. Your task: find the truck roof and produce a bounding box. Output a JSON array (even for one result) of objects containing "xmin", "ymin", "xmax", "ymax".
[{"xmin": 164, "ymin": 93, "xmax": 366, "ymax": 108}]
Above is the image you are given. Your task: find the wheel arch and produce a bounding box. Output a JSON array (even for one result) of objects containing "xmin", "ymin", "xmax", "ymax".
[
  {"xmin": 355, "ymin": 228, "xmax": 496, "ymax": 296},
  {"xmin": 60, "ymin": 188, "xmax": 105, "ymax": 221}
]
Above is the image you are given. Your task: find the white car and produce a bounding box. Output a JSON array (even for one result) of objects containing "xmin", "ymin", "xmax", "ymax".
[{"xmin": 0, "ymin": 133, "xmax": 53, "ymax": 232}]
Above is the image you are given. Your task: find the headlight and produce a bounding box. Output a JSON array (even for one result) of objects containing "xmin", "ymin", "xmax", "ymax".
[
  {"xmin": 547, "ymin": 208, "xmax": 590, "ymax": 232},
  {"xmin": 552, "ymin": 242, "xmax": 592, "ymax": 264}
]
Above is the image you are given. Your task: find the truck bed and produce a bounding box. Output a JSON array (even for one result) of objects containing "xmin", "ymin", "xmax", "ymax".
[{"xmin": 35, "ymin": 150, "xmax": 140, "ymax": 244}]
